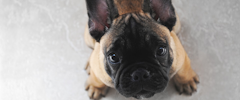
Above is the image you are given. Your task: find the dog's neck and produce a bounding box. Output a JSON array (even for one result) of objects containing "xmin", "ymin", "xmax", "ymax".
[{"xmin": 114, "ymin": 0, "xmax": 144, "ymax": 15}]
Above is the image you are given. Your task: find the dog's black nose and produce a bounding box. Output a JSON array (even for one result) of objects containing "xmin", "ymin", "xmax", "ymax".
[{"xmin": 131, "ymin": 68, "xmax": 150, "ymax": 82}]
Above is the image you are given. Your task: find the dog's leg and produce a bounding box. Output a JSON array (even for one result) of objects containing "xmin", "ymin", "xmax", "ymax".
[
  {"xmin": 84, "ymin": 59, "xmax": 90, "ymax": 75},
  {"xmin": 85, "ymin": 68, "xmax": 109, "ymax": 100},
  {"xmin": 170, "ymin": 31, "xmax": 199, "ymax": 95},
  {"xmin": 173, "ymin": 55, "xmax": 199, "ymax": 95}
]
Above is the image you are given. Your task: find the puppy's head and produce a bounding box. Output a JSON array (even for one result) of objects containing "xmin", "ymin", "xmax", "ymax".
[{"xmin": 86, "ymin": 0, "xmax": 176, "ymax": 99}]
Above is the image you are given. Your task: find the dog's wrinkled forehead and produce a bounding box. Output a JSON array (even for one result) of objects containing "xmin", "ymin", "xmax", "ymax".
[
  {"xmin": 114, "ymin": 0, "xmax": 144, "ymax": 15},
  {"xmin": 102, "ymin": 13, "xmax": 170, "ymax": 52}
]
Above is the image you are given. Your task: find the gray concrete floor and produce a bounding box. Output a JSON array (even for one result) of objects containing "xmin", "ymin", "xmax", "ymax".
[{"xmin": 0, "ymin": 0, "xmax": 240, "ymax": 100}]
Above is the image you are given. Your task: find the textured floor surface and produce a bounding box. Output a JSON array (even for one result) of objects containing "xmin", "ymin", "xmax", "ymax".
[{"xmin": 1, "ymin": 0, "xmax": 240, "ymax": 100}]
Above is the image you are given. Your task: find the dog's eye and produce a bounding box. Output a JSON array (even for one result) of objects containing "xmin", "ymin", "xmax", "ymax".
[
  {"xmin": 108, "ymin": 53, "xmax": 120, "ymax": 64},
  {"xmin": 157, "ymin": 47, "xmax": 167, "ymax": 56}
]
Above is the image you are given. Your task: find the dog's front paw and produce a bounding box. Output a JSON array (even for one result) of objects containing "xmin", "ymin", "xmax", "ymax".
[
  {"xmin": 173, "ymin": 70, "xmax": 199, "ymax": 95},
  {"xmin": 85, "ymin": 72, "xmax": 109, "ymax": 100},
  {"xmin": 85, "ymin": 83, "xmax": 108, "ymax": 100}
]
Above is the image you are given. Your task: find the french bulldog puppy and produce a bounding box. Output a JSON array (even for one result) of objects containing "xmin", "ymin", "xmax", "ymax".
[{"xmin": 84, "ymin": 0, "xmax": 199, "ymax": 99}]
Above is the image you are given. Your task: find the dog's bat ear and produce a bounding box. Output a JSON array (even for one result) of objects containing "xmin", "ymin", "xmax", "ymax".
[
  {"xmin": 151, "ymin": 0, "xmax": 176, "ymax": 31},
  {"xmin": 86, "ymin": 0, "xmax": 109, "ymax": 42}
]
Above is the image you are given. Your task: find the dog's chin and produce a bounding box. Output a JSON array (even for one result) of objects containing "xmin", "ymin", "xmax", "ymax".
[
  {"xmin": 118, "ymin": 85, "xmax": 167, "ymax": 99},
  {"xmin": 132, "ymin": 90, "xmax": 155, "ymax": 99},
  {"xmin": 117, "ymin": 81, "xmax": 168, "ymax": 99}
]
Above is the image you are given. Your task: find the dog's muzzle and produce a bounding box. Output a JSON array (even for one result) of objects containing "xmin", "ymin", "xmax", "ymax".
[{"xmin": 115, "ymin": 62, "xmax": 169, "ymax": 99}]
